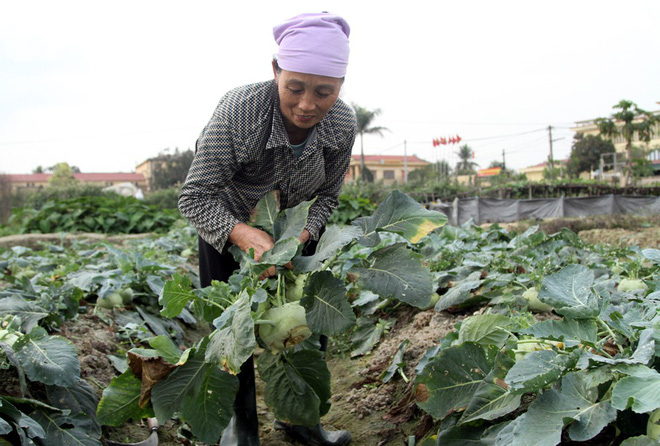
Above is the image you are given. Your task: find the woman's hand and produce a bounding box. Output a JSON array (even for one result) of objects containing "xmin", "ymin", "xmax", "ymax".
[
  {"xmin": 229, "ymin": 223, "xmax": 276, "ymax": 279},
  {"xmin": 229, "ymin": 224, "xmax": 312, "ymax": 280}
]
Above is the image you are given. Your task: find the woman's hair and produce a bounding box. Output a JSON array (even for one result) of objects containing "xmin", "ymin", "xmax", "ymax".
[{"xmin": 272, "ymin": 57, "xmax": 282, "ymax": 74}]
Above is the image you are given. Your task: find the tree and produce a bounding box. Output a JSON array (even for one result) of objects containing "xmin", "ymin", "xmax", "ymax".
[
  {"xmin": 48, "ymin": 163, "xmax": 78, "ymax": 187},
  {"xmin": 565, "ymin": 134, "xmax": 616, "ymax": 179},
  {"xmin": 352, "ymin": 103, "xmax": 389, "ymax": 182},
  {"xmin": 595, "ymin": 100, "xmax": 660, "ymax": 186},
  {"xmin": 0, "ymin": 174, "xmax": 11, "ymax": 223},
  {"xmin": 456, "ymin": 144, "xmax": 478, "ymax": 175},
  {"xmin": 408, "ymin": 160, "xmax": 452, "ymax": 184},
  {"xmin": 152, "ymin": 148, "xmax": 195, "ymax": 190}
]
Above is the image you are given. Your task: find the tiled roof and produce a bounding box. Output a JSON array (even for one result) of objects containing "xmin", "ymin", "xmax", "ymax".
[{"xmin": 351, "ymin": 154, "xmax": 429, "ymax": 164}]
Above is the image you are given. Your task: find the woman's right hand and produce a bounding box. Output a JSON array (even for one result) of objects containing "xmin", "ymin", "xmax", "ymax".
[{"xmin": 228, "ymin": 223, "xmax": 277, "ymax": 279}]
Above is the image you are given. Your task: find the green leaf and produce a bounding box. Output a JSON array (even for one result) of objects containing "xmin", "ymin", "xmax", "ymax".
[
  {"xmin": 642, "ymin": 248, "xmax": 660, "ymax": 264},
  {"xmin": 151, "ymin": 340, "xmax": 238, "ymax": 440},
  {"xmin": 579, "ymin": 328, "xmax": 656, "ymax": 367},
  {"xmin": 350, "ymin": 317, "xmax": 394, "ymax": 358},
  {"xmin": 300, "ymin": 271, "xmax": 355, "ymax": 336},
  {"xmin": 521, "ymin": 318, "xmax": 598, "ymax": 345},
  {"xmin": 258, "ymin": 351, "xmax": 328, "ymax": 426},
  {"xmin": 458, "ymin": 314, "xmax": 511, "ymax": 348},
  {"xmin": 273, "ymin": 198, "xmax": 314, "ymax": 241},
  {"xmin": 0, "ymin": 417, "xmax": 10, "ymax": 435},
  {"xmin": 538, "ymin": 264, "xmax": 599, "ymax": 319},
  {"xmin": 612, "ymin": 366, "xmax": 660, "ymax": 413},
  {"xmin": 0, "ymin": 295, "xmax": 49, "ymax": 333},
  {"xmin": 415, "ymin": 342, "xmax": 499, "ymax": 420},
  {"xmin": 349, "ymin": 243, "xmax": 433, "ymax": 308},
  {"xmin": 619, "ymin": 436, "xmax": 660, "ymax": 446},
  {"xmin": 434, "ymin": 272, "xmax": 484, "ymax": 311},
  {"xmin": 501, "ymin": 372, "xmax": 617, "ymax": 445},
  {"xmin": 159, "ymin": 273, "xmax": 194, "ymax": 318},
  {"xmin": 261, "ymin": 237, "xmax": 300, "ymax": 266},
  {"xmin": 148, "ymin": 335, "xmax": 182, "ymax": 365},
  {"xmin": 0, "ymin": 396, "xmax": 46, "ymax": 440},
  {"xmin": 30, "ymin": 411, "xmax": 102, "ymax": 446},
  {"xmin": 352, "ymin": 190, "xmax": 447, "ymax": 246},
  {"xmin": 96, "ymin": 370, "xmax": 151, "ymax": 427},
  {"xmin": 381, "ymin": 339, "xmax": 409, "ymax": 383},
  {"xmin": 253, "ymin": 190, "xmax": 279, "ymax": 234},
  {"xmin": 15, "ymin": 328, "xmax": 80, "ymax": 387},
  {"xmin": 46, "ymin": 380, "xmax": 100, "ymax": 427},
  {"xmin": 286, "ymin": 350, "xmax": 332, "ymax": 417},
  {"xmin": 292, "ymin": 225, "xmax": 362, "ymax": 273},
  {"xmin": 461, "ymin": 351, "xmax": 520, "ymax": 422},
  {"xmin": 179, "ymin": 361, "xmax": 238, "ymax": 444},
  {"xmin": 204, "ymin": 293, "xmax": 256, "ymax": 374},
  {"xmin": 505, "ymin": 349, "xmax": 577, "ymax": 394}
]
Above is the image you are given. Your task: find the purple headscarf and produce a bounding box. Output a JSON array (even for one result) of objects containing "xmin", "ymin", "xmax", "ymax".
[{"xmin": 273, "ymin": 12, "xmax": 350, "ymax": 78}]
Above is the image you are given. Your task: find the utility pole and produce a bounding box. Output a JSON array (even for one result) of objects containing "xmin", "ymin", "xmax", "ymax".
[
  {"xmin": 548, "ymin": 125, "xmax": 555, "ymax": 180},
  {"xmin": 502, "ymin": 149, "xmax": 506, "ymax": 170},
  {"xmin": 403, "ymin": 139, "xmax": 408, "ymax": 183}
]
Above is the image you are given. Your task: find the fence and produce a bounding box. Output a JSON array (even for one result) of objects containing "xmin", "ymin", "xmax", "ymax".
[{"xmin": 430, "ymin": 194, "xmax": 660, "ymax": 226}]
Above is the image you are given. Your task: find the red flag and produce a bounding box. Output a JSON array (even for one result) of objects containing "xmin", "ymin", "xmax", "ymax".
[
  {"xmin": 449, "ymin": 136, "xmax": 456, "ymax": 144},
  {"xmin": 456, "ymin": 135, "xmax": 462, "ymax": 143},
  {"xmin": 440, "ymin": 137, "xmax": 447, "ymax": 145},
  {"xmin": 432, "ymin": 138, "xmax": 439, "ymax": 147}
]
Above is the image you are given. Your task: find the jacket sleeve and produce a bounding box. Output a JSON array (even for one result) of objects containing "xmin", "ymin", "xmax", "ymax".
[
  {"xmin": 304, "ymin": 116, "xmax": 357, "ymax": 240},
  {"xmin": 178, "ymin": 112, "xmax": 241, "ymax": 253}
]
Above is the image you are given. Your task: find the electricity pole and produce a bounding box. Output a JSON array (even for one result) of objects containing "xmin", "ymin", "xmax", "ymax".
[
  {"xmin": 403, "ymin": 139, "xmax": 408, "ymax": 183},
  {"xmin": 548, "ymin": 125, "xmax": 555, "ymax": 180},
  {"xmin": 502, "ymin": 149, "xmax": 506, "ymax": 170}
]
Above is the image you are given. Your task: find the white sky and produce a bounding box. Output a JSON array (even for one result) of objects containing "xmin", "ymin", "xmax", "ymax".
[{"xmin": 1, "ymin": 0, "xmax": 659, "ymax": 175}]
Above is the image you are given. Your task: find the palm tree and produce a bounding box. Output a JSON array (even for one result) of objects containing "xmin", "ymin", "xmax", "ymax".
[
  {"xmin": 595, "ymin": 100, "xmax": 660, "ymax": 186},
  {"xmin": 352, "ymin": 103, "xmax": 389, "ymax": 181},
  {"xmin": 456, "ymin": 144, "xmax": 478, "ymax": 175}
]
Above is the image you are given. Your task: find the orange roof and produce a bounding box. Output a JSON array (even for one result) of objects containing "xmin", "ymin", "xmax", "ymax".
[{"xmin": 351, "ymin": 154, "xmax": 429, "ymax": 164}]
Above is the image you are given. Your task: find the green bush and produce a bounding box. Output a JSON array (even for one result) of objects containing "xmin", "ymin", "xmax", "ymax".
[
  {"xmin": 21, "ymin": 185, "xmax": 113, "ymax": 210},
  {"xmin": 8, "ymin": 195, "xmax": 181, "ymax": 234},
  {"xmin": 328, "ymin": 193, "xmax": 377, "ymax": 225},
  {"xmin": 143, "ymin": 187, "xmax": 180, "ymax": 210}
]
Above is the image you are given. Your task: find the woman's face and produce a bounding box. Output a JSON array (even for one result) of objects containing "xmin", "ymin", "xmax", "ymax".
[{"xmin": 274, "ymin": 68, "xmax": 343, "ymax": 135}]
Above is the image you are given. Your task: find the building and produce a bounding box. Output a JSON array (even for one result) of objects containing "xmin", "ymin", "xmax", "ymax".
[
  {"xmin": 346, "ymin": 154, "xmax": 430, "ymax": 184},
  {"xmin": 6, "ymin": 172, "xmax": 147, "ymax": 193},
  {"xmin": 570, "ymin": 103, "xmax": 660, "ymax": 175},
  {"xmin": 135, "ymin": 157, "xmax": 164, "ymax": 192},
  {"xmin": 518, "ymin": 161, "xmax": 557, "ymax": 182}
]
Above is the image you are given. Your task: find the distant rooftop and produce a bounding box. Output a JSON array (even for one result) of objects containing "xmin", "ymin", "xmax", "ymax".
[{"xmin": 350, "ymin": 154, "xmax": 429, "ymax": 164}]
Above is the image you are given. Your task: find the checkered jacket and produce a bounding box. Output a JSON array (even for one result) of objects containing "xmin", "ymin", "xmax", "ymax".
[{"xmin": 178, "ymin": 80, "xmax": 357, "ymax": 252}]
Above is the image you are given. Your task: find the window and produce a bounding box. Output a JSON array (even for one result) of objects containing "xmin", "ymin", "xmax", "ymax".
[{"xmin": 383, "ymin": 170, "xmax": 395, "ymax": 180}]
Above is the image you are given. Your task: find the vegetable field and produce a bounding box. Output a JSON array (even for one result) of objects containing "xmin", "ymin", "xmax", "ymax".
[{"xmin": 1, "ymin": 191, "xmax": 659, "ymax": 446}]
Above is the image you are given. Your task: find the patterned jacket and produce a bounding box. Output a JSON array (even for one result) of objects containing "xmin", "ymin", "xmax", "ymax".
[{"xmin": 178, "ymin": 80, "xmax": 357, "ymax": 252}]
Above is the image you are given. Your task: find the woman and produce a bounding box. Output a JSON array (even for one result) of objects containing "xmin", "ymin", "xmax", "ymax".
[{"xmin": 178, "ymin": 12, "xmax": 356, "ymax": 446}]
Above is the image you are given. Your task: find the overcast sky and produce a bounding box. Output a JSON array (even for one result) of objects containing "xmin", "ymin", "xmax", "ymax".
[{"xmin": 1, "ymin": 0, "xmax": 659, "ymax": 175}]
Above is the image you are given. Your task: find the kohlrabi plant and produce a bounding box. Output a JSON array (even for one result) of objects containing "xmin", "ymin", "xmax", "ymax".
[{"xmin": 96, "ymin": 190, "xmax": 447, "ymax": 443}]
